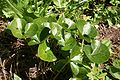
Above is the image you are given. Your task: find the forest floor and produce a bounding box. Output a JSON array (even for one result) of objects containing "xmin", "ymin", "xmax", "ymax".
[{"xmin": 0, "ymin": 17, "xmax": 120, "ymax": 80}]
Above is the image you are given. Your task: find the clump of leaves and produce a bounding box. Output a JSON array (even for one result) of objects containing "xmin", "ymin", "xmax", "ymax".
[{"xmin": 0, "ymin": 0, "xmax": 120, "ymax": 80}]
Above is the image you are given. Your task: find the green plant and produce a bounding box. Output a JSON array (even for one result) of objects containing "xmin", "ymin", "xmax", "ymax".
[{"xmin": 0, "ymin": 0, "xmax": 120, "ymax": 79}]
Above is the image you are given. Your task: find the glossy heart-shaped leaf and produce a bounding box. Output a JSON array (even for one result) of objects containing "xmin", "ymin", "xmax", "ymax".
[
  {"xmin": 8, "ymin": 18, "xmax": 26, "ymax": 38},
  {"xmin": 76, "ymin": 20, "xmax": 97, "ymax": 39},
  {"xmin": 24, "ymin": 23, "xmax": 38, "ymax": 38},
  {"xmin": 84, "ymin": 40, "xmax": 110, "ymax": 64},
  {"xmin": 37, "ymin": 41, "xmax": 57, "ymax": 62}
]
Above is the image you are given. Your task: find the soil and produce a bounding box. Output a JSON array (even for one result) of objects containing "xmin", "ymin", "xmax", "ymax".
[{"xmin": 0, "ymin": 17, "xmax": 120, "ymax": 80}]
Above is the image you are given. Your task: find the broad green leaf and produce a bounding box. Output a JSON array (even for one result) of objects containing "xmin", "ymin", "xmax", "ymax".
[
  {"xmin": 109, "ymin": 66, "xmax": 120, "ymax": 79},
  {"xmin": 70, "ymin": 45, "xmax": 83, "ymax": 64},
  {"xmin": 24, "ymin": 23, "xmax": 38, "ymax": 38},
  {"xmin": 82, "ymin": 22, "xmax": 97, "ymax": 38},
  {"xmin": 14, "ymin": 74, "xmax": 22, "ymax": 80},
  {"xmin": 62, "ymin": 36, "xmax": 77, "ymax": 51},
  {"xmin": 76, "ymin": 19, "xmax": 86, "ymax": 34},
  {"xmin": 113, "ymin": 60, "xmax": 120, "ymax": 69},
  {"xmin": 76, "ymin": 20, "xmax": 97, "ymax": 39},
  {"xmin": 70, "ymin": 62, "xmax": 79, "ymax": 76},
  {"xmin": 47, "ymin": 15, "xmax": 57, "ymax": 22},
  {"xmin": 84, "ymin": 40, "xmax": 110, "ymax": 64},
  {"xmin": 7, "ymin": 18, "xmax": 26, "ymax": 38},
  {"xmin": 88, "ymin": 26, "xmax": 97, "ymax": 38},
  {"xmin": 91, "ymin": 40, "xmax": 101, "ymax": 55},
  {"xmin": 37, "ymin": 41, "xmax": 57, "ymax": 62},
  {"xmin": 50, "ymin": 22, "xmax": 62, "ymax": 40},
  {"xmin": 58, "ymin": 32, "xmax": 70, "ymax": 46}
]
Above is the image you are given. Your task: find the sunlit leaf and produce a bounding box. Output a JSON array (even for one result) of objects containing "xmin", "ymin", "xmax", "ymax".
[
  {"xmin": 84, "ymin": 40, "xmax": 110, "ymax": 64},
  {"xmin": 82, "ymin": 22, "xmax": 97, "ymax": 38},
  {"xmin": 24, "ymin": 23, "xmax": 38, "ymax": 38},
  {"xmin": 37, "ymin": 41, "xmax": 57, "ymax": 62},
  {"xmin": 7, "ymin": 18, "xmax": 26, "ymax": 38}
]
